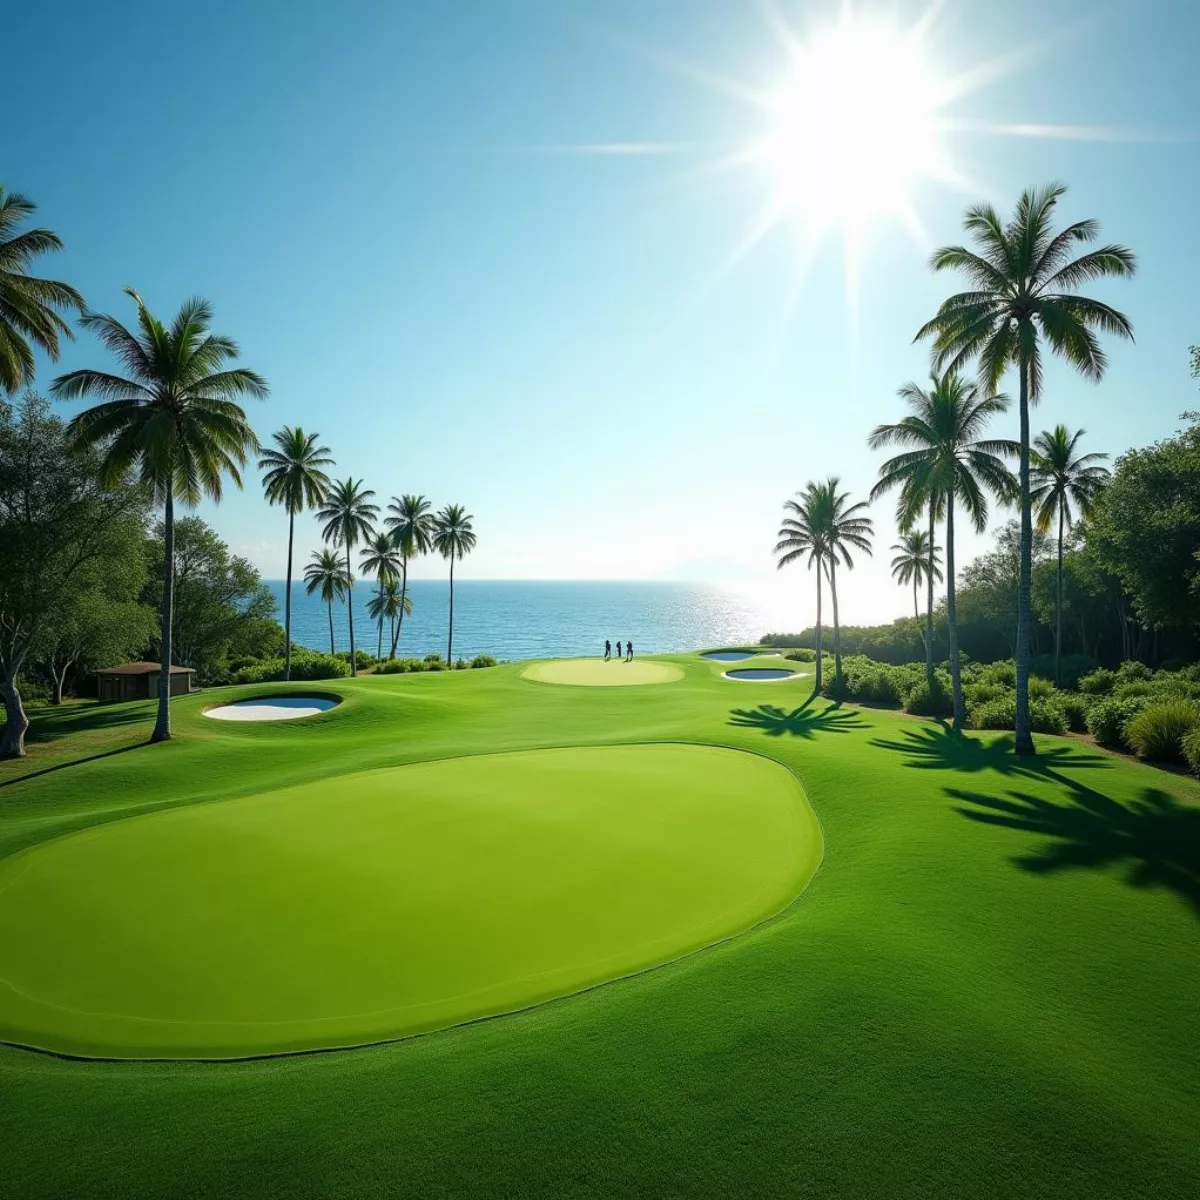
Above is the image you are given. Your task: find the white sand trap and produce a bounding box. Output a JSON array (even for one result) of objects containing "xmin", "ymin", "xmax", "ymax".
[
  {"xmin": 204, "ymin": 697, "xmax": 340, "ymax": 721},
  {"xmin": 522, "ymin": 658, "xmax": 683, "ymax": 687}
]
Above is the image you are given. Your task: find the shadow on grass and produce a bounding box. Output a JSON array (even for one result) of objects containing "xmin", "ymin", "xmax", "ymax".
[
  {"xmin": 0, "ymin": 741, "xmax": 148, "ymax": 790},
  {"xmin": 950, "ymin": 782, "xmax": 1200, "ymax": 917},
  {"xmin": 869, "ymin": 723, "xmax": 1111, "ymax": 781},
  {"xmin": 24, "ymin": 702, "xmax": 150, "ymax": 744},
  {"xmin": 728, "ymin": 696, "xmax": 869, "ymax": 739}
]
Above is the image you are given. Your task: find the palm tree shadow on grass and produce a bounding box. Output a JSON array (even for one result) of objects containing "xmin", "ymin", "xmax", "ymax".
[
  {"xmin": 950, "ymin": 782, "xmax": 1200, "ymax": 917},
  {"xmin": 728, "ymin": 696, "xmax": 869, "ymax": 739},
  {"xmin": 869, "ymin": 723, "xmax": 1111, "ymax": 782}
]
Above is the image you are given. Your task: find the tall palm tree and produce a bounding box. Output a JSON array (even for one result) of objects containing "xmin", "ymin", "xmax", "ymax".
[
  {"xmin": 918, "ymin": 183, "xmax": 1135, "ymax": 753},
  {"xmin": 259, "ymin": 427, "xmax": 333, "ymax": 680},
  {"xmin": 53, "ymin": 289, "xmax": 266, "ymax": 742},
  {"xmin": 870, "ymin": 373, "xmax": 1018, "ymax": 729},
  {"xmin": 774, "ymin": 483, "xmax": 830, "ymax": 693},
  {"xmin": 0, "ymin": 187, "xmax": 85, "ymax": 393},
  {"xmin": 431, "ymin": 504, "xmax": 476, "ymax": 665},
  {"xmin": 890, "ymin": 528, "xmax": 943, "ymax": 651},
  {"xmin": 384, "ymin": 493, "xmax": 434, "ymax": 653},
  {"xmin": 1030, "ymin": 425, "xmax": 1110, "ymax": 684},
  {"xmin": 368, "ymin": 580, "xmax": 413, "ymax": 658},
  {"xmin": 317, "ymin": 479, "xmax": 378, "ymax": 676},
  {"xmin": 814, "ymin": 478, "xmax": 875, "ymax": 695},
  {"xmin": 304, "ymin": 548, "xmax": 349, "ymax": 655},
  {"xmin": 360, "ymin": 531, "xmax": 402, "ymax": 659}
]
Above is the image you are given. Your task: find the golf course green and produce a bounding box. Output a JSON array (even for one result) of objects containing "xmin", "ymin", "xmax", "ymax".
[
  {"xmin": 521, "ymin": 656, "xmax": 684, "ymax": 685},
  {"xmin": 2, "ymin": 652, "xmax": 1197, "ymax": 1199}
]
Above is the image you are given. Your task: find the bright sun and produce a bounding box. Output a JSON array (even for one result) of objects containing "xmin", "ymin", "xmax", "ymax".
[{"xmin": 758, "ymin": 17, "xmax": 943, "ymax": 234}]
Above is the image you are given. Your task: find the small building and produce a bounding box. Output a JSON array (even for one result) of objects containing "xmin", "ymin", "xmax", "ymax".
[{"xmin": 95, "ymin": 662, "xmax": 197, "ymax": 703}]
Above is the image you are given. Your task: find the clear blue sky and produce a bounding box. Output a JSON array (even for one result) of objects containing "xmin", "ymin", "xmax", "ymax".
[{"xmin": 8, "ymin": 0, "xmax": 1198, "ymax": 625}]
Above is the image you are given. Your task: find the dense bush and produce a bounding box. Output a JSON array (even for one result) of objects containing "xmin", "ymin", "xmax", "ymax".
[
  {"xmin": 904, "ymin": 675, "xmax": 952, "ymax": 717},
  {"xmin": 1028, "ymin": 653, "xmax": 1099, "ymax": 690},
  {"xmin": 230, "ymin": 652, "xmax": 350, "ymax": 684},
  {"xmin": 783, "ymin": 648, "xmax": 817, "ymax": 662},
  {"xmin": 335, "ymin": 649, "xmax": 375, "ymax": 669},
  {"xmin": 1086, "ymin": 696, "xmax": 1149, "ymax": 749},
  {"xmin": 1027, "ymin": 675, "xmax": 1058, "ymax": 701},
  {"xmin": 977, "ymin": 661, "xmax": 1017, "ymax": 689},
  {"xmin": 972, "ymin": 695, "xmax": 1067, "ymax": 736},
  {"xmin": 1116, "ymin": 659, "xmax": 1153, "ymax": 683},
  {"xmin": 376, "ymin": 658, "xmax": 424, "ymax": 674},
  {"xmin": 1123, "ymin": 701, "xmax": 1200, "ymax": 763},
  {"xmin": 1079, "ymin": 668, "xmax": 1117, "ymax": 695},
  {"xmin": 1182, "ymin": 727, "xmax": 1200, "ymax": 775},
  {"xmin": 964, "ymin": 681, "xmax": 1007, "ymax": 709},
  {"xmin": 1059, "ymin": 692, "xmax": 1092, "ymax": 734},
  {"xmin": 470, "ymin": 655, "xmax": 496, "ymax": 668}
]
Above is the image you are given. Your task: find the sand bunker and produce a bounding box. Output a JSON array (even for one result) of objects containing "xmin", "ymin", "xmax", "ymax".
[{"xmin": 204, "ymin": 697, "xmax": 340, "ymax": 721}]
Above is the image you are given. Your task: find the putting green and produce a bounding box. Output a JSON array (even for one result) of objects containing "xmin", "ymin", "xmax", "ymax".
[
  {"xmin": 522, "ymin": 657, "xmax": 684, "ymax": 686},
  {"xmin": 0, "ymin": 744, "xmax": 816, "ymax": 1059}
]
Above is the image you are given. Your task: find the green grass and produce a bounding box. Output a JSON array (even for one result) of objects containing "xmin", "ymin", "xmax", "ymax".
[{"xmin": 2, "ymin": 654, "xmax": 1198, "ymax": 1198}]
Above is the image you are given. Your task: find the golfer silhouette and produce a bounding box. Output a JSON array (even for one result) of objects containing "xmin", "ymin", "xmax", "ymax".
[
  {"xmin": 625, "ymin": 640, "xmax": 633, "ymax": 661},
  {"xmin": 604, "ymin": 639, "xmax": 612, "ymax": 660}
]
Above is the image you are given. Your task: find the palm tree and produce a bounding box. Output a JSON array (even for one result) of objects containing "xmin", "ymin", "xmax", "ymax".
[
  {"xmin": 918, "ymin": 183, "xmax": 1135, "ymax": 753},
  {"xmin": 384, "ymin": 493, "xmax": 434, "ymax": 653},
  {"xmin": 890, "ymin": 528, "xmax": 943, "ymax": 652},
  {"xmin": 259, "ymin": 427, "xmax": 333, "ymax": 681},
  {"xmin": 814, "ymin": 478, "xmax": 875, "ymax": 695},
  {"xmin": 304, "ymin": 548, "xmax": 349, "ymax": 655},
  {"xmin": 431, "ymin": 504, "xmax": 476, "ymax": 665},
  {"xmin": 0, "ymin": 187, "xmax": 85, "ymax": 393},
  {"xmin": 774, "ymin": 483, "xmax": 830, "ymax": 693},
  {"xmin": 360, "ymin": 531, "xmax": 402, "ymax": 659},
  {"xmin": 53, "ymin": 289, "xmax": 266, "ymax": 742},
  {"xmin": 1031, "ymin": 425, "xmax": 1110, "ymax": 684},
  {"xmin": 368, "ymin": 581, "xmax": 413, "ymax": 658},
  {"xmin": 317, "ymin": 479, "xmax": 378, "ymax": 676},
  {"xmin": 870, "ymin": 373, "xmax": 1018, "ymax": 729}
]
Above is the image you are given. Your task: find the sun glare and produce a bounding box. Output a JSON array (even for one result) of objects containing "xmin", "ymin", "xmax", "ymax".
[{"xmin": 758, "ymin": 18, "xmax": 943, "ymax": 233}]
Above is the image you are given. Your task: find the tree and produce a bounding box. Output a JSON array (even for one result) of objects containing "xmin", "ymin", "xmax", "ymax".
[
  {"xmin": 774, "ymin": 483, "xmax": 830, "ymax": 693},
  {"xmin": 304, "ymin": 548, "xmax": 349, "ymax": 655},
  {"xmin": 431, "ymin": 504, "xmax": 476, "ymax": 665},
  {"xmin": 359, "ymin": 531, "xmax": 401, "ymax": 659},
  {"xmin": 869, "ymin": 373, "xmax": 1017, "ymax": 728},
  {"xmin": 890, "ymin": 529, "xmax": 943, "ymax": 647},
  {"xmin": 812, "ymin": 479, "xmax": 874, "ymax": 695},
  {"xmin": 367, "ymin": 581, "xmax": 412, "ymax": 658},
  {"xmin": 53, "ymin": 289, "xmax": 267, "ymax": 743},
  {"xmin": 0, "ymin": 394, "xmax": 148, "ymax": 756},
  {"xmin": 317, "ymin": 479, "xmax": 378, "ymax": 675},
  {"xmin": 918, "ymin": 183, "xmax": 1135, "ymax": 753},
  {"xmin": 259, "ymin": 428, "xmax": 333, "ymax": 681},
  {"xmin": 384, "ymin": 493, "xmax": 434, "ymax": 654},
  {"xmin": 958, "ymin": 520, "xmax": 1052, "ymax": 660},
  {"xmin": 0, "ymin": 187, "xmax": 84, "ymax": 394},
  {"xmin": 1030, "ymin": 425, "xmax": 1109, "ymax": 684}
]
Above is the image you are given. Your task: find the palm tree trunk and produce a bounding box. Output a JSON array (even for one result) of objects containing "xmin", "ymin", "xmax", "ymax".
[
  {"xmin": 446, "ymin": 557, "xmax": 455, "ymax": 665},
  {"xmin": 346, "ymin": 544, "xmax": 357, "ymax": 678},
  {"xmin": 946, "ymin": 492, "xmax": 965, "ymax": 730},
  {"xmin": 813, "ymin": 557, "xmax": 823, "ymax": 694},
  {"xmin": 829, "ymin": 557, "xmax": 842, "ymax": 695},
  {"xmin": 1055, "ymin": 501, "xmax": 1065, "ymax": 686},
  {"xmin": 327, "ymin": 597, "xmax": 335, "ymax": 656},
  {"xmin": 151, "ymin": 484, "xmax": 175, "ymax": 744},
  {"xmin": 925, "ymin": 504, "xmax": 936, "ymax": 690},
  {"xmin": 376, "ymin": 578, "xmax": 384, "ymax": 660},
  {"xmin": 391, "ymin": 558, "xmax": 408, "ymax": 659},
  {"xmin": 284, "ymin": 509, "xmax": 295, "ymax": 683},
  {"xmin": 1014, "ymin": 356, "xmax": 1035, "ymax": 756},
  {"xmin": 913, "ymin": 578, "xmax": 922, "ymax": 633}
]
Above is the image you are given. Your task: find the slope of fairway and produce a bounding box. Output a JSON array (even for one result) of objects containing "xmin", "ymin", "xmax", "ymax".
[
  {"xmin": 0, "ymin": 744, "xmax": 815, "ymax": 1058},
  {"xmin": 522, "ymin": 657, "xmax": 684, "ymax": 685}
]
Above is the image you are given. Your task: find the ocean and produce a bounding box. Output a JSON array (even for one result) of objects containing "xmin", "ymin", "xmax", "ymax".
[{"xmin": 266, "ymin": 580, "xmax": 786, "ymax": 662}]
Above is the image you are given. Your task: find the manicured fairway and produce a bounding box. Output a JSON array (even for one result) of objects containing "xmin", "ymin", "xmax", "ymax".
[
  {"xmin": 522, "ymin": 657, "xmax": 684, "ymax": 685},
  {"xmin": 0, "ymin": 745, "xmax": 815, "ymax": 1058},
  {"xmin": 2, "ymin": 655, "xmax": 1198, "ymax": 1200}
]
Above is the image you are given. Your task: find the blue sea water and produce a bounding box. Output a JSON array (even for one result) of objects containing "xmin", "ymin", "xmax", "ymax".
[{"xmin": 266, "ymin": 580, "xmax": 778, "ymax": 662}]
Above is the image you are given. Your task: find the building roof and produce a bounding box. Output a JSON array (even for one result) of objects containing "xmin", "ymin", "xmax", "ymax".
[{"xmin": 95, "ymin": 662, "xmax": 197, "ymax": 675}]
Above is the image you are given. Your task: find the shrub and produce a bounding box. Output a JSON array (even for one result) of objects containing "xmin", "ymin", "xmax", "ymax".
[
  {"xmin": 1059, "ymin": 692, "xmax": 1092, "ymax": 734},
  {"xmin": 1027, "ymin": 675, "xmax": 1058, "ymax": 701},
  {"xmin": 783, "ymin": 648, "xmax": 816, "ymax": 662},
  {"xmin": 230, "ymin": 653, "xmax": 350, "ymax": 684},
  {"xmin": 335, "ymin": 649, "xmax": 375, "ymax": 669},
  {"xmin": 972, "ymin": 695, "xmax": 1067, "ymax": 736},
  {"xmin": 426, "ymin": 660, "xmax": 446, "ymax": 671},
  {"xmin": 377, "ymin": 657, "xmax": 427, "ymax": 674},
  {"xmin": 978, "ymin": 660, "xmax": 1017, "ymax": 689},
  {"xmin": 904, "ymin": 675, "xmax": 952, "ymax": 717},
  {"xmin": 1086, "ymin": 696, "xmax": 1149, "ymax": 749},
  {"xmin": 965, "ymin": 681, "xmax": 1007, "ymax": 710},
  {"xmin": 860, "ymin": 669, "xmax": 906, "ymax": 707},
  {"xmin": 1029, "ymin": 653, "xmax": 1098, "ymax": 690},
  {"xmin": 1116, "ymin": 659, "xmax": 1153, "ymax": 682},
  {"xmin": 423, "ymin": 653, "xmax": 443, "ymax": 664},
  {"xmin": 454, "ymin": 658, "xmax": 469, "ymax": 670},
  {"xmin": 1078, "ymin": 668, "xmax": 1116, "ymax": 696},
  {"xmin": 470, "ymin": 655, "xmax": 497, "ymax": 668},
  {"xmin": 1112, "ymin": 680, "xmax": 1153, "ymax": 701},
  {"xmin": 1182, "ymin": 727, "xmax": 1200, "ymax": 775},
  {"xmin": 1123, "ymin": 701, "xmax": 1200, "ymax": 764}
]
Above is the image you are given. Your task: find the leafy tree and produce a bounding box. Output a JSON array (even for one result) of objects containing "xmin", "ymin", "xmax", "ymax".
[
  {"xmin": 1030, "ymin": 425, "xmax": 1109, "ymax": 683},
  {"xmin": 53, "ymin": 290, "xmax": 267, "ymax": 742},
  {"xmin": 317, "ymin": 479, "xmax": 378, "ymax": 675},
  {"xmin": 259, "ymin": 427, "xmax": 333, "ymax": 680},
  {"xmin": 360, "ymin": 531, "xmax": 401, "ymax": 659},
  {"xmin": 918, "ymin": 183, "xmax": 1135, "ymax": 752},
  {"xmin": 775, "ymin": 483, "xmax": 831, "ymax": 692},
  {"xmin": 304, "ymin": 548, "xmax": 349, "ymax": 655},
  {"xmin": 870, "ymin": 373, "xmax": 1017, "ymax": 727},
  {"xmin": 0, "ymin": 187, "xmax": 84, "ymax": 394},
  {"xmin": 890, "ymin": 530, "xmax": 943, "ymax": 649},
  {"xmin": 431, "ymin": 504, "xmax": 476, "ymax": 666},
  {"xmin": 1088, "ymin": 414, "xmax": 1200, "ymax": 633},
  {"xmin": 0, "ymin": 394, "xmax": 148, "ymax": 756},
  {"xmin": 958, "ymin": 520, "xmax": 1051, "ymax": 661},
  {"xmin": 384, "ymin": 493, "xmax": 434, "ymax": 654}
]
